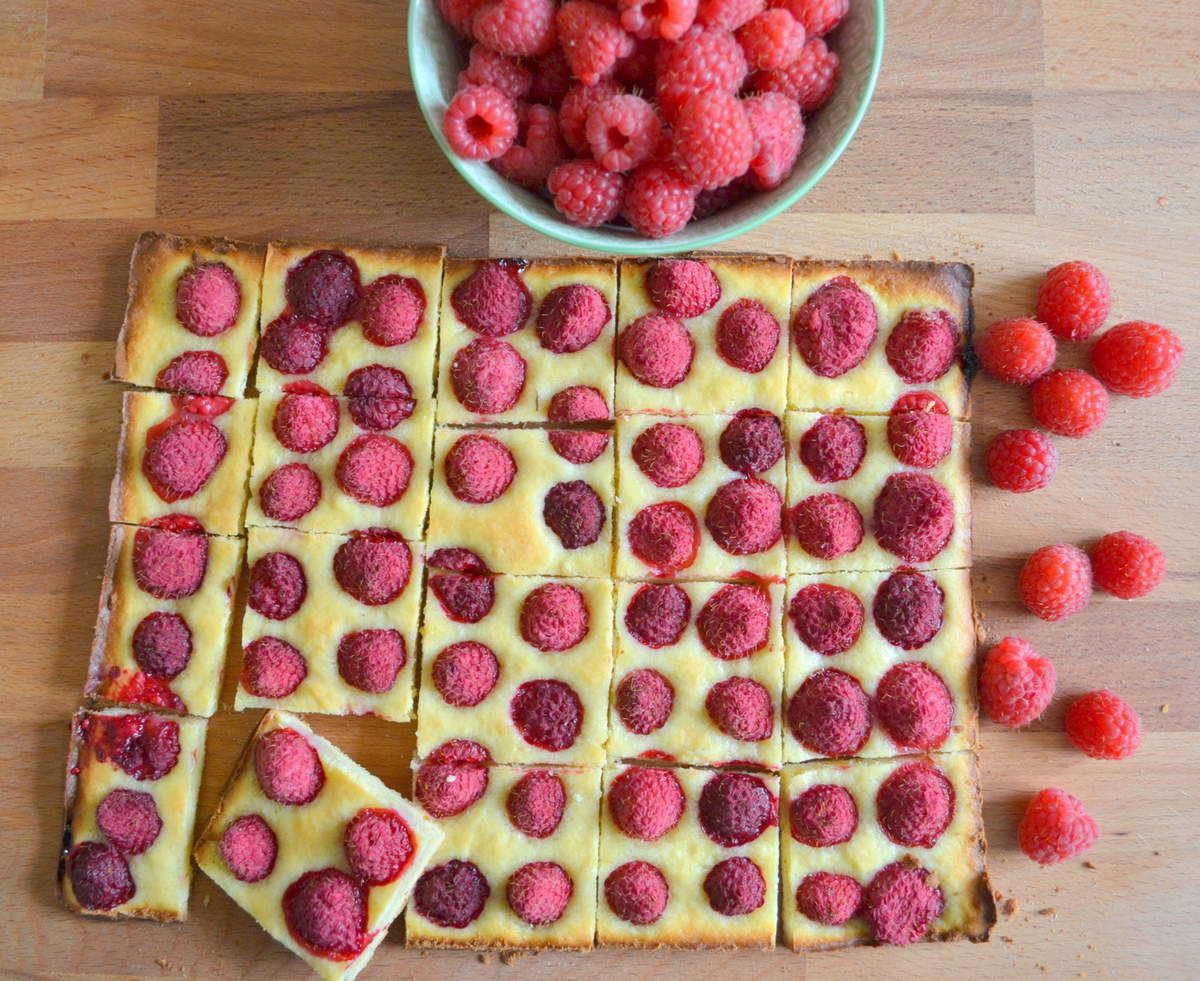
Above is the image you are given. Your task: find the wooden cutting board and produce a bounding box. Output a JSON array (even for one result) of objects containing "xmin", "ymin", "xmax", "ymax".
[{"xmin": 2, "ymin": 1, "xmax": 1198, "ymax": 977}]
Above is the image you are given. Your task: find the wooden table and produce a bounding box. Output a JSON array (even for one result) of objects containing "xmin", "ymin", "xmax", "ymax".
[{"xmin": 3, "ymin": 2, "xmax": 1198, "ymax": 977}]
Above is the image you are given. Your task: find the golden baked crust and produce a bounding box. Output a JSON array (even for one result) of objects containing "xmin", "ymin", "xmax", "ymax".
[
  {"xmin": 256, "ymin": 242, "xmax": 445, "ymax": 396},
  {"xmin": 780, "ymin": 751, "xmax": 995, "ymax": 950},
  {"xmin": 615, "ymin": 254, "xmax": 792, "ymax": 416},
  {"xmin": 781, "ymin": 567, "xmax": 978, "ymax": 764},
  {"xmin": 194, "ymin": 711, "xmax": 443, "ymax": 981},
  {"xmin": 789, "ymin": 260, "xmax": 973, "ymax": 419},
  {"xmin": 405, "ymin": 763, "xmax": 601, "ymax": 949},
  {"xmin": 244, "ymin": 392, "xmax": 435, "ymax": 539},
  {"xmin": 85, "ymin": 524, "xmax": 242, "ymax": 718},
  {"xmin": 235, "ymin": 526, "xmax": 422, "ymax": 722},
  {"xmin": 113, "ymin": 232, "xmax": 266, "ymax": 397},
  {"xmin": 107, "ymin": 391, "xmax": 256, "ymax": 537},
  {"xmin": 59, "ymin": 708, "xmax": 207, "ymax": 921},
  {"xmin": 436, "ymin": 258, "xmax": 618, "ymax": 424}
]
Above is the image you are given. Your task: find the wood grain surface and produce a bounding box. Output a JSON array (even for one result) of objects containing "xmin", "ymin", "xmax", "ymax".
[{"xmin": 2, "ymin": 2, "xmax": 1198, "ymax": 978}]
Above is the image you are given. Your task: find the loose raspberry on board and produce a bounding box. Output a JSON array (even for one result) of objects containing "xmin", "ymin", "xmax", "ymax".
[
  {"xmin": 1036, "ymin": 261, "xmax": 1111, "ymax": 342},
  {"xmin": 1018, "ymin": 788, "xmax": 1098, "ymax": 865},
  {"xmin": 1065, "ymin": 690, "xmax": 1142, "ymax": 760},
  {"xmin": 1019, "ymin": 543, "xmax": 1092, "ymax": 622},
  {"xmin": 1091, "ymin": 530, "xmax": 1165, "ymax": 599},
  {"xmin": 986, "ymin": 428, "xmax": 1058, "ymax": 493},
  {"xmin": 978, "ymin": 636, "xmax": 1055, "ymax": 727},
  {"xmin": 1091, "ymin": 321, "xmax": 1183, "ymax": 398}
]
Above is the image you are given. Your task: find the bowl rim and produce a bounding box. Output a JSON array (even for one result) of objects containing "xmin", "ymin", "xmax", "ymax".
[{"xmin": 408, "ymin": 0, "xmax": 885, "ymax": 255}]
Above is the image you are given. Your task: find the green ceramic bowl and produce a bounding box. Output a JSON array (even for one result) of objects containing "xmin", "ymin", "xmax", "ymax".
[{"xmin": 409, "ymin": 1, "xmax": 884, "ymax": 254}]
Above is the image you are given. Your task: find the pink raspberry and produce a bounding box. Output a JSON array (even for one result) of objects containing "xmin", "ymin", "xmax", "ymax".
[
  {"xmin": 473, "ymin": 0, "xmax": 558, "ymax": 57},
  {"xmin": 608, "ymin": 766, "xmax": 685, "ymax": 840},
  {"xmin": 978, "ymin": 636, "xmax": 1056, "ymax": 728},
  {"xmin": 443, "ymin": 85, "xmax": 519, "ymax": 161},
  {"xmin": 737, "ymin": 9, "xmax": 805, "ymax": 70},
  {"xmin": 491, "ymin": 104, "xmax": 567, "ymax": 189},
  {"xmin": 623, "ymin": 162, "xmax": 697, "ymax": 238},
  {"xmin": 705, "ymin": 477, "xmax": 783, "ymax": 555},
  {"xmin": 673, "ymin": 90, "xmax": 755, "ymax": 190},
  {"xmin": 620, "ymin": 0, "xmax": 697, "ymax": 40},
  {"xmin": 742, "ymin": 90, "xmax": 805, "ymax": 189},
  {"xmin": 645, "ymin": 258, "xmax": 721, "ymax": 317},
  {"xmin": 885, "ymin": 308, "xmax": 959, "ymax": 384},
  {"xmin": 656, "ymin": 26, "xmax": 748, "ymax": 121},
  {"xmin": 789, "ymin": 492, "xmax": 863, "ymax": 559},
  {"xmin": 558, "ymin": 0, "xmax": 636, "ymax": 84},
  {"xmin": 789, "ymin": 783, "xmax": 857, "ymax": 846},
  {"xmin": 863, "ymin": 862, "xmax": 944, "ymax": 945},
  {"xmin": 586, "ymin": 94, "xmax": 663, "ymax": 173},
  {"xmin": 787, "ymin": 668, "xmax": 870, "ymax": 757},
  {"xmin": 874, "ymin": 662, "xmax": 954, "ymax": 752},
  {"xmin": 547, "ymin": 160, "xmax": 625, "ymax": 228},
  {"xmin": 750, "ymin": 35, "xmax": 839, "ymax": 112},
  {"xmin": 619, "ymin": 314, "xmax": 695, "ymax": 387},
  {"xmin": 887, "ymin": 405, "xmax": 953, "ymax": 469},
  {"xmin": 632, "ymin": 421, "xmax": 704, "ymax": 486},
  {"xmin": 705, "ymin": 676, "xmax": 774, "ymax": 741},
  {"xmin": 697, "ymin": 0, "xmax": 764, "ymax": 30},
  {"xmin": 875, "ymin": 761, "xmax": 954, "ymax": 848},
  {"xmin": 559, "ymin": 80, "xmax": 623, "ymax": 155},
  {"xmin": 796, "ymin": 872, "xmax": 862, "ymax": 926},
  {"xmin": 458, "ymin": 44, "xmax": 532, "ymax": 99},
  {"xmin": 1019, "ymin": 788, "xmax": 1099, "ymax": 865}
]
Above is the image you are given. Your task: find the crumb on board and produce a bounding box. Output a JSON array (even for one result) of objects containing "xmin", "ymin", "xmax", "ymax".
[
  {"xmin": 1158, "ymin": 196, "xmax": 1169, "ymax": 207},
  {"xmin": 1083, "ymin": 860, "xmax": 1097, "ymax": 870},
  {"xmin": 1161, "ymin": 704, "xmax": 1169, "ymax": 713},
  {"xmin": 501, "ymin": 950, "xmax": 526, "ymax": 965},
  {"xmin": 1002, "ymin": 936, "xmax": 1014, "ymax": 944},
  {"xmin": 1001, "ymin": 898, "xmax": 1020, "ymax": 918},
  {"xmin": 478, "ymin": 953, "xmax": 495, "ymax": 964},
  {"xmin": 1038, "ymin": 908, "xmax": 1057, "ymax": 917},
  {"xmin": 155, "ymin": 959, "xmax": 171, "ymax": 970},
  {"xmin": 1154, "ymin": 850, "xmax": 1162, "ymax": 857}
]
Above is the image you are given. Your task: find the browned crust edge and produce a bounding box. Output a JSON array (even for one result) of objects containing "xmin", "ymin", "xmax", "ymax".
[
  {"xmin": 443, "ymin": 256, "xmax": 618, "ymax": 279},
  {"xmin": 106, "ymin": 390, "xmax": 136, "ymax": 527},
  {"xmin": 266, "ymin": 240, "xmax": 447, "ymax": 268},
  {"xmin": 406, "ymin": 934, "xmax": 595, "ymax": 952},
  {"xmin": 82, "ymin": 526, "xmax": 124, "ymax": 705},
  {"xmin": 596, "ymin": 936, "xmax": 775, "ymax": 951}
]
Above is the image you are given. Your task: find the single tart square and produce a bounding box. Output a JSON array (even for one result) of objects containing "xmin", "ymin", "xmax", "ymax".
[
  {"xmin": 406, "ymin": 755, "xmax": 601, "ymax": 949},
  {"xmin": 784, "ymin": 408, "xmax": 971, "ymax": 574},
  {"xmin": 59, "ymin": 708, "xmax": 207, "ymax": 921},
  {"xmin": 788, "ymin": 261, "xmax": 973, "ymax": 419},
  {"xmin": 255, "ymin": 242, "xmax": 445, "ymax": 397},
  {"xmin": 236, "ymin": 525, "xmax": 422, "ymax": 722},
  {"xmin": 608, "ymin": 579, "xmax": 784, "ymax": 770},
  {"xmin": 112, "ymin": 232, "xmax": 266, "ymax": 397},
  {"xmin": 781, "ymin": 567, "xmax": 977, "ymax": 764},
  {"xmin": 435, "ymin": 257, "xmax": 617, "ymax": 425},
  {"xmin": 615, "ymin": 411, "xmax": 787, "ymax": 580},
  {"xmin": 426, "ymin": 425, "xmax": 614, "ymax": 578},
  {"xmin": 85, "ymin": 517, "xmax": 242, "ymax": 718},
  {"xmin": 244, "ymin": 387, "xmax": 434, "ymax": 539},
  {"xmin": 417, "ymin": 562, "xmax": 613, "ymax": 766},
  {"xmin": 194, "ymin": 711, "xmax": 443, "ymax": 981},
  {"xmin": 780, "ymin": 751, "xmax": 994, "ymax": 949},
  {"xmin": 614, "ymin": 255, "xmax": 791, "ymax": 416},
  {"xmin": 108, "ymin": 391, "xmax": 256, "ymax": 536},
  {"xmin": 596, "ymin": 764, "xmax": 779, "ymax": 948}
]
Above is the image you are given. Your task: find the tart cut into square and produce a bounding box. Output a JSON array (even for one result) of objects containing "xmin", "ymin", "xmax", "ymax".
[
  {"xmin": 615, "ymin": 255, "xmax": 791, "ymax": 416},
  {"xmin": 782, "ymin": 567, "xmax": 977, "ymax": 764},
  {"xmin": 788, "ymin": 261, "xmax": 972, "ymax": 419},
  {"xmin": 426, "ymin": 425, "xmax": 614, "ymax": 578},
  {"xmin": 245, "ymin": 388, "xmax": 434, "ymax": 539},
  {"xmin": 596, "ymin": 764, "xmax": 779, "ymax": 948},
  {"xmin": 108, "ymin": 391, "xmax": 256, "ymax": 536},
  {"xmin": 85, "ymin": 518, "xmax": 242, "ymax": 718},
  {"xmin": 615, "ymin": 411, "xmax": 787, "ymax": 581},
  {"xmin": 417, "ymin": 566, "xmax": 613, "ymax": 766},
  {"xmin": 59, "ymin": 708, "xmax": 207, "ymax": 921},
  {"xmin": 608, "ymin": 579, "xmax": 784, "ymax": 770},
  {"xmin": 780, "ymin": 751, "xmax": 994, "ymax": 949},
  {"xmin": 112, "ymin": 232, "xmax": 266, "ymax": 397},
  {"xmin": 784, "ymin": 409, "xmax": 971, "ymax": 575},
  {"xmin": 194, "ymin": 711, "xmax": 442, "ymax": 981},
  {"xmin": 435, "ymin": 257, "xmax": 617, "ymax": 425},
  {"xmin": 236, "ymin": 526, "xmax": 422, "ymax": 722},
  {"xmin": 406, "ymin": 756, "xmax": 601, "ymax": 949}
]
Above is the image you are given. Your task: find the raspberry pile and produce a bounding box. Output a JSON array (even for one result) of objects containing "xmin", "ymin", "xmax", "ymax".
[{"xmin": 436, "ymin": 0, "xmax": 850, "ymax": 237}]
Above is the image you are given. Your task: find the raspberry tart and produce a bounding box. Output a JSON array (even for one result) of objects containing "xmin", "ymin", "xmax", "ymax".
[
  {"xmin": 235, "ymin": 526, "xmax": 422, "ymax": 722},
  {"xmin": 112, "ymin": 232, "xmax": 266, "ymax": 397},
  {"xmin": 85, "ymin": 519, "xmax": 242, "ymax": 717},
  {"xmin": 59, "ymin": 708, "xmax": 207, "ymax": 921},
  {"xmin": 194, "ymin": 711, "xmax": 442, "ymax": 981},
  {"xmin": 406, "ymin": 760, "xmax": 601, "ymax": 949}
]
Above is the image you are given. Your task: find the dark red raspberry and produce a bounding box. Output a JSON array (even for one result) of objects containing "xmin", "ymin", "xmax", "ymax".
[
  {"xmin": 255, "ymin": 727, "xmax": 325, "ymax": 806},
  {"xmin": 546, "ymin": 386, "xmax": 610, "ymax": 464},
  {"xmin": 131, "ymin": 611, "xmax": 192, "ymax": 679},
  {"xmin": 543, "ymin": 480, "xmax": 606, "ymax": 549},
  {"xmin": 696, "ymin": 582, "xmax": 771, "ymax": 659},
  {"xmin": 885, "ymin": 308, "xmax": 959, "ymax": 384},
  {"xmin": 706, "ymin": 477, "xmax": 783, "ymax": 555},
  {"xmin": 415, "ymin": 759, "xmax": 489, "ymax": 818},
  {"xmin": 443, "ymin": 84, "xmax": 519, "ymax": 161},
  {"xmin": 656, "ymin": 26, "xmax": 748, "ymax": 122},
  {"xmin": 987, "ymin": 428, "xmax": 1058, "ymax": 493},
  {"xmin": 585, "ymin": 93, "xmax": 662, "ymax": 172},
  {"xmin": 789, "ymin": 493, "xmax": 863, "ymax": 559},
  {"xmin": 537, "ymin": 283, "xmax": 610, "ymax": 353},
  {"xmin": 449, "ymin": 337, "xmax": 527, "ymax": 414},
  {"xmin": 615, "ymin": 668, "xmax": 675, "ymax": 734},
  {"xmin": 627, "ymin": 501, "xmax": 700, "ymax": 574},
  {"xmin": 719, "ymin": 409, "xmax": 783, "ymax": 475},
  {"xmin": 609, "ymin": 766, "xmax": 685, "ymax": 840},
  {"xmin": 975, "ymin": 317, "xmax": 1057, "ymax": 385},
  {"xmin": 548, "ymin": 159, "xmax": 625, "ymax": 228},
  {"xmin": 333, "ymin": 529, "xmax": 412, "ymax": 606},
  {"xmin": 428, "ymin": 739, "xmax": 493, "ymax": 764},
  {"xmin": 792, "ymin": 276, "xmax": 877, "ymax": 378},
  {"xmin": 155, "ymin": 350, "xmax": 229, "ymax": 395},
  {"xmin": 873, "ymin": 472, "xmax": 955, "ymax": 563},
  {"xmin": 799, "ymin": 413, "xmax": 866, "ymax": 482},
  {"xmin": 674, "ymin": 89, "xmax": 755, "ymax": 190},
  {"xmin": 1091, "ymin": 530, "xmax": 1165, "ymax": 599},
  {"xmin": 283, "ymin": 868, "xmax": 369, "ymax": 959},
  {"xmin": 414, "ymin": 861, "xmax": 491, "ymax": 929},
  {"xmin": 510, "ymin": 679, "xmax": 584, "ymax": 751},
  {"xmin": 750, "ymin": 34, "xmax": 839, "ymax": 112},
  {"xmin": 432, "ymin": 641, "xmax": 500, "ymax": 707},
  {"xmin": 175, "ymin": 261, "xmax": 240, "ymax": 337},
  {"xmin": 605, "ymin": 861, "xmax": 670, "ymax": 925},
  {"xmin": 452, "ymin": 260, "xmax": 531, "ymax": 338},
  {"xmin": 631, "ymin": 421, "xmax": 704, "ymax": 486},
  {"xmin": 705, "ymin": 676, "xmax": 774, "ymax": 741},
  {"xmin": 444, "ymin": 433, "xmax": 517, "ymax": 504},
  {"xmin": 619, "ymin": 313, "xmax": 695, "ymax": 387},
  {"xmin": 1019, "ymin": 543, "xmax": 1092, "ymax": 621},
  {"xmin": 716, "ymin": 298, "xmax": 781, "ymax": 372},
  {"xmin": 507, "ymin": 770, "xmax": 567, "ymax": 838},
  {"xmin": 344, "ymin": 809, "xmax": 414, "ymax": 886},
  {"xmin": 786, "ymin": 668, "xmax": 870, "ymax": 756},
  {"xmin": 622, "ymin": 162, "xmax": 697, "ymax": 239},
  {"xmin": 699, "ymin": 772, "xmax": 777, "ymax": 846},
  {"xmin": 344, "ymin": 365, "xmax": 415, "ymax": 430},
  {"xmin": 1036, "ymin": 260, "xmax": 1111, "ymax": 342},
  {"xmin": 1018, "ymin": 788, "xmax": 1099, "ymax": 865},
  {"xmin": 247, "ymin": 551, "xmax": 307, "ymax": 621},
  {"xmin": 335, "ymin": 434, "xmax": 413, "ymax": 506},
  {"xmin": 625, "ymin": 583, "xmax": 691, "ymax": 648},
  {"xmin": 357, "ymin": 275, "xmax": 425, "ymax": 347},
  {"xmin": 459, "ymin": 43, "xmax": 532, "ymax": 99},
  {"xmin": 693, "ymin": 176, "xmax": 752, "ymax": 219},
  {"xmin": 273, "ymin": 392, "xmax": 339, "ymax": 453},
  {"xmin": 887, "ymin": 406, "xmax": 953, "ymax": 469},
  {"xmin": 557, "ymin": 0, "xmax": 634, "ymax": 84},
  {"xmin": 520, "ymin": 582, "xmax": 589, "ymax": 651},
  {"xmin": 704, "ymin": 856, "xmax": 766, "ymax": 916},
  {"xmin": 1066, "ymin": 689, "xmax": 1141, "ymax": 760},
  {"xmin": 241, "ymin": 636, "xmax": 307, "ymax": 699},
  {"xmin": 789, "ymin": 783, "xmax": 857, "ymax": 846},
  {"xmin": 774, "ymin": 0, "xmax": 847, "ymax": 35},
  {"xmin": 875, "ymin": 662, "xmax": 954, "ymax": 751},
  {"xmin": 88, "ymin": 712, "xmax": 180, "ymax": 781},
  {"xmin": 492, "ymin": 103, "xmax": 568, "ymax": 189},
  {"xmin": 1030, "ymin": 368, "xmax": 1108, "ymax": 438},
  {"xmin": 259, "ymin": 463, "xmax": 322, "ymax": 522},
  {"xmin": 737, "ymin": 9, "xmax": 804, "ymax": 70},
  {"xmin": 876, "ymin": 761, "xmax": 954, "ymax": 848},
  {"xmin": 67, "ymin": 842, "xmax": 135, "ymax": 910},
  {"xmin": 796, "ymin": 871, "xmax": 862, "ymax": 926},
  {"xmin": 646, "ymin": 258, "xmax": 721, "ymax": 317},
  {"xmin": 286, "ymin": 250, "xmax": 360, "ymax": 330},
  {"xmin": 336, "ymin": 628, "xmax": 406, "ymax": 693},
  {"xmin": 620, "ymin": 0, "xmax": 697, "ymax": 39},
  {"xmin": 872, "ymin": 570, "xmax": 944, "ymax": 650},
  {"xmin": 142, "ymin": 417, "xmax": 227, "ymax": 502},
  {"xmin": 428, "ymin": 547, "xmax": 495, "ymax": 623},
  {"xmin": 559, "ymin": 79, "xmax": 623, "ymax": 154},
  {"xmin": 507, "ymin": 861, "xmax": 573, "ymax": 925},
  {"xmin": 96, "ymin": 788, "xmax": 162, "ymax": 854},
  {"xmin": 862, "ymin": 862, "xmax": 944, "ymax": 945},
  {"xmin": 260, "ymin": 315, "xmax": 329, "ymax": 375},
  {"xmin": 788, "ymin": 583, "xmax": 863, "ymax": 656},
  {"xmin": 219, "ymin": 814, "xmax": 277, "ymax": 883},
  {"xmin": 978, "ymin": 636, "xmax": 1056, "ymax": 728},
  {"xmin": 1091, "ymin": 320, "xmax": 1184, "ymax": 398}
]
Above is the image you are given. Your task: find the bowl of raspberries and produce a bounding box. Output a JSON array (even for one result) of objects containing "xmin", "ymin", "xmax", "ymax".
[{"xmin": 409, "ymin": 0, "xmax": 883, "ymax": 250}]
